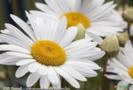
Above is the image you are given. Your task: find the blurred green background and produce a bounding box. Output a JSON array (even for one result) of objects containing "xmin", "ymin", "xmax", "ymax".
[{"xmin": 0, "ymin": 0, "xmax": 132, "ymax": 90}]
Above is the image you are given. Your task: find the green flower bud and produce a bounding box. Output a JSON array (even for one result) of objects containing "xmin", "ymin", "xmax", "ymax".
[
  {"xmin": 123, "ymin": 7, "xmax": 133, "ymax": 23},
  {"xmin": 100, "ymin": 35, "xmax": 119, "ymax": 54},
  {"xmin": 75, "ymin": 24, "xmax": 86, "ymax": 40},
  {"xmin": 0, "ymin": 71, "xmax": 6, "ymax": 80},
  {"xmin": 117, "ymin": 32, "xmax": 129, "ymax": 46}
]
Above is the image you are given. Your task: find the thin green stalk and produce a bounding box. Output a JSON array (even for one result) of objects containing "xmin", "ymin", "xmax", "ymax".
[
  {"xmin": 4, "ymin": 66, "xmax": 12, "ymax": 90},
  {"xmin": 127, "ymin": 23, "xmax": 131, "ymax": 35},
  {"xmin": 102, "ymin": 54, "xmax": 111, "ymax": 90}
]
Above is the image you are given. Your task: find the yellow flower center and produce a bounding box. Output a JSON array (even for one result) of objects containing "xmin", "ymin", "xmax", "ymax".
[
  {"xmin": 64, "ymin": 12, "xmax": 91, "ymax": 28},
  {"xmin": 128, "ymin": 66, "xmax": 133, "ymax": 78},
  {"xmin": 31, "ymin": 40, "xmax": 66, "ymax": 66}
]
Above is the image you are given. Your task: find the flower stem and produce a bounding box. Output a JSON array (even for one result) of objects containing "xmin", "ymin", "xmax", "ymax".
[
  {"xmin": 4, "ymin": 66, "xmax": 12, "ymax": 90},
  {"xmin": 102, "ymin": 54, "xmax": 110, "ymax": 90}
]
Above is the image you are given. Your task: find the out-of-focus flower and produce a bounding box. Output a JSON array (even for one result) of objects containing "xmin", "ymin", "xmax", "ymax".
[
  {"xmin": 105, "ymin": 41, "xmax": 133, "ymax": 84},
  {"xmin": 0, "ymin": 13, "xmax": 105, "ymax": 89},
  {"xmin": 116, "ymin": 81, "xmax": 129, "ymax": 90},
  {"xmin": 35, "ymin": 0, "xmax": 125, "ymax": 39}
]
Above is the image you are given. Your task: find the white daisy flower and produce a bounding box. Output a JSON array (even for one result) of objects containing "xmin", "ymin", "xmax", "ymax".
[
  {"xmin": 105, "ymin": 40, "xmax": 133, "ymax": 84},
  {"xmin": 0, "ymin": 13, "xmax": 105, "ymax": 89},
  {"xmin": 34, "ymin": 0, "xmax": 125, "ymax": 38}
]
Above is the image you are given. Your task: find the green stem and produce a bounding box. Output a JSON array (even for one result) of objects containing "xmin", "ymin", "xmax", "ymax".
[
  {"xmin": 4, "ymin": 66, "xmax": 12, "ymax": 90},
  {"xmin": 122, "ymin": 0, "xmax": 126, "ymax": 11},
  {"xmin": 127, "ymin": 23, "xmax": 133, "ymax": 44},
  {"xmin": 102, "ymin": 54, "xmax": 110, "ymax": 90},
  {"xmin": 127, "ymin": 23, "xmax": 131, "ymax": 35}
]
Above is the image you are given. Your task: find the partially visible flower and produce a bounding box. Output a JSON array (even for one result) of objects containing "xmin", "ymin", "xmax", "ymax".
[
  {"xmin": 116, "ymin": 81, "xmax": 129, "ymax": 90},
  {"xmin": 34, "ymin": 0, "xmax": 125, "ymax": 39},
  {"xmin": 105, "ymin": 40, "xmax": 133, "ymax": 84},
  {"xmin": 0, "ymin": 13, "xmax": 105, "ymax": 89}
]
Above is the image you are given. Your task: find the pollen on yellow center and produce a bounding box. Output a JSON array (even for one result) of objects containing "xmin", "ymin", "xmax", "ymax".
[
  {"xmin": 128, "ymin": 66, "xmax": 133, "ymax": 78},
  {"xmin": 31, "ymin": 40, "xmax": 66, "ymax": 66},
  {"xmin": 64, "ymin": 12, "xmax": 91, "ymax": 28}
]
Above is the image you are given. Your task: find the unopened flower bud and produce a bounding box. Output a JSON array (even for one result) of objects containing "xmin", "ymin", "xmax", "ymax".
[
  {"xmin": 75, "ymin": 24, "xmax": 86, "ymax": 40},
  {"xmin": 0, "ymin": 71, "xmax": 6, "ymax": 80},
  {"xmin": 100, "ymin": 35, "xmax": 119, "ymax": 54},
  {"xmin": 117, "ymin": 32, "xmax": 129, "ymax": 46},
  {"xmin": 123, "ymin": 7, "xmax": 133, "ymax": 23}
]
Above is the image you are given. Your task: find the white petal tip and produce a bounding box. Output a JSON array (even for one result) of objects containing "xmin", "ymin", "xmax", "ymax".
[
  {"xmin": 74, "ymin": 85, "xmax": 80, "ymax": 89},
  {"xmin": 35, "ymin": 2, "xmax": 41, "ymax": 6},
  {"xmin": 10, "ymin": 14, "xmax": 15, "ymax": 19},
  {"xmin": 15, "ymin": 72, "xmax": 23, "ymax": 78},
  {"xmin": 82, "ymin": 78, "xmax": 87, "ymax": 82},
  {"xmin": 26, "ymin": 83, "xmax": 32, "ymax": 88}
]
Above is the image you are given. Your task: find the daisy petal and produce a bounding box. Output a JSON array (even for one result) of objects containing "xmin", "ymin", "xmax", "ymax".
[
  {"xmin": 38, "ymin": 65, "xmax": 48, "ymax": 76},
  {"xmin": 26, "ymin": 73, "xmax": 40, "ymax": 87},
  {"xmin": 15, "ymin": 65, "xmax": 29, "ymax": 78},
  {"xmin": 72, "ymin": 66, "xmax": 98, "ymax": 77},
  {"xmin": 59, "ymin": 27, "xmax": 77, "ymax": 47},
  {"xmin": 5, "ymin": 52, "xmax": 32, "ymax": 58},
  {"xmin": 16, "ymin": 59, "xmax": 35, "ymax": 66},
  {"xmin": 45, "ymin": 0, "xmax": 61, "ymax": 13},
  {"xmin": 54, "ymin": 17, "xmax": 67, "ymax": 43},
  {"xmin": 35, "ymin": 3, "xmax": 53, "ymax": 13},
  {"xmin": 48, "ymin": 67, "xmax": 60, "ymax": 85},
  {"xmin": 10, "ymin": 14, "xmax": 35, "ymax": 40},
  {"xmin": 40, "ymin": 76, "xmax": 50, "ymax": 89},
  {"xmin": 0, "ymin": 45, "xmax": 30, "ymax": 54},
  {"xmin": 0, "ymin": 57, "xmax": 18, "ymax": 65},
  {"xmin": 61, "ymin": 66, "xmax": 87, "ymax": 81},
  {"xmin": 28, "ymin": 62, "xmax": 41, "ymax": 73},
  {"xmin": 5, "ymin": 24, "xmax": 34, "ymax": 46},
  {"xmin": 66, "ymin": 61, "xmax": 101, "ymax": 70},
  {"xmin": 105, "ymin": 74, "xmax": 122, "ymax": 80},
  {"xmin": 0, "ymin": 34, "xmax": 29, "ymax": 49},
  {"xmin": 55, "ymin": 67, "xmax": 80, "ymax": 88}
]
